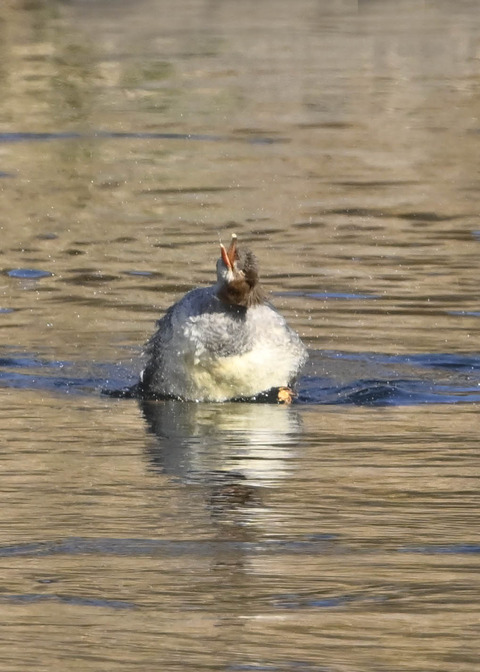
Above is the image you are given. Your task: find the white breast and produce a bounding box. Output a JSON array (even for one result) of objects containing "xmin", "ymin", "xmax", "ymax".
[{"xmin": 159, "ymin": 303, "xmax": 307, "ymax": 402}]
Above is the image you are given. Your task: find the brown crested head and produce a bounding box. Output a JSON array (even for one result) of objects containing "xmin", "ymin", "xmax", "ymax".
[{"xmin": 216, "ymin": 234, "xmax": 266, "ymax": 308}]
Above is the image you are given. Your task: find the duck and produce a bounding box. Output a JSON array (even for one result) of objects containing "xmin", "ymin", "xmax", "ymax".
[{"xmin": 138, "ymin": 234, "xmax": 308, "ymax": 403}]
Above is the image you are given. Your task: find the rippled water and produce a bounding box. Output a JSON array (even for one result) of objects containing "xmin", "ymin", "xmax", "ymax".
[{"xmin": 1, "ymin": 1, "xmax": 480, "ymax": 670}]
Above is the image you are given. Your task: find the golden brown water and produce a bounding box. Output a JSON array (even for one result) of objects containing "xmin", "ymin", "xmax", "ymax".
[{"xmin": 1, "ymin": 1, "xmax": 480, "ymax": 670}]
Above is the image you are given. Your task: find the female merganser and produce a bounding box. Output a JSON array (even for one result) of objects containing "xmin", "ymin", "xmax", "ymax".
[{"xmin": 139, "ymin": 234, "xmax": 307, "ymax": 402}]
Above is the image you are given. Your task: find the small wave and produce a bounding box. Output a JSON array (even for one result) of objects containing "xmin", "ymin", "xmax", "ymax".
[
  {"xmin": 1, "ymin": 593, "xmax": 135, "ymax": 610},
  {"xmin": 299, "ymin": 376, "xmax": 480, "ymax": 406},
  {"xmin": 0, "ymin": 131, "xmax": 285, "ymax": 145},
  {"xmin": 1, "ymin": 347, "xmax": 480, "ymax": 406},
  {"xmin": 5, "ymin": 268, "xmax": 53, "ymax": 279},
  {"xmin": 400, "ymin": 544, "xmax": 480, "ymax": 555}
]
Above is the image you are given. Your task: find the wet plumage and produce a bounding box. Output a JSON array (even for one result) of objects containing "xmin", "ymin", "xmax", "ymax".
[{"xmin": 139, "ymin": 235, "xmax": 307, "ymax": 402}]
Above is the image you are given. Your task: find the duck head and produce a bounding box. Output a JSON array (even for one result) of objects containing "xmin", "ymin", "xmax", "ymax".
[{"xmin": 216, "ymin": 234, "xmax": 265, "ymax": 308}]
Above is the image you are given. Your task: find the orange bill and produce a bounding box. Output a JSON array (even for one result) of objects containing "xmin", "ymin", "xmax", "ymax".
[{"xmin": 220, "ymin": 234, "xmax": 237, "ymax": 270}]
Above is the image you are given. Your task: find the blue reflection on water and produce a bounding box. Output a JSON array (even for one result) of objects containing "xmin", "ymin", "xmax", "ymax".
[{"xmin": 0, "ymin": 346, "xmax": 479, "ymax": 406}]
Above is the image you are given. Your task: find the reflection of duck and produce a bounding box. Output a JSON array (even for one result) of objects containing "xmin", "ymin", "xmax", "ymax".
[
  {"xmin": 139, "ymin": 234, "xmax": 307, "ymax": 402},
  {"xmin": 141, "ymin": 399, "xmax": 302, "ymax": 486}
]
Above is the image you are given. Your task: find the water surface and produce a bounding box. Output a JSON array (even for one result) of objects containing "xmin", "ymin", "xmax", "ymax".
[{"xmin": 1, "ymin": 1, "xmax": 480, "ymax": 671}]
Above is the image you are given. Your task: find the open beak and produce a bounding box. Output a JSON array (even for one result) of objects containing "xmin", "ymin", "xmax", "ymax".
[{"xmin": 220, "ymin": 233, "xmax": 237, "ymax": 271}]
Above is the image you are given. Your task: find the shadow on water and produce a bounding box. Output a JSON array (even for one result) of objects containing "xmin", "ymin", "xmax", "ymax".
[{"xmin": 1, "ymin": 347, "xmax": 480, "ymax": 406}]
